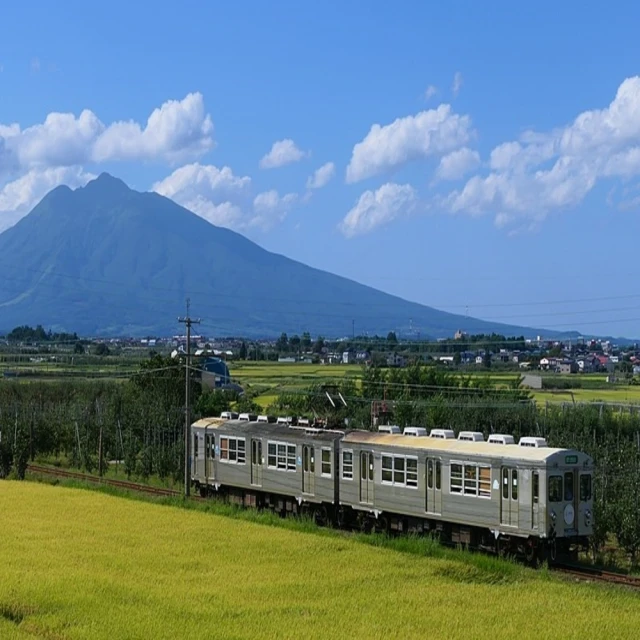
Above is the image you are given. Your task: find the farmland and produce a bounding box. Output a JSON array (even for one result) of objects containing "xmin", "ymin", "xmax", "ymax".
[
  {"xmin": 227, "ymin": 362, "xmax": 640, "ymax": 410},
  {"xmin": 1, "ymin": 482, "xmax": 640, "ymax": 639}
]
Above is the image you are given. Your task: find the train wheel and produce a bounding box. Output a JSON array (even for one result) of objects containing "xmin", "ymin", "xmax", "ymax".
[{"xmin": 314, "ymin": 506, "xmax": 328, "ymax": 527}]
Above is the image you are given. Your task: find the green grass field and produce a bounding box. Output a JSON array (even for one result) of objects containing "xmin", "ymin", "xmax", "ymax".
[{"xmin": 1, "ymin": 482, "xmax": 640, "ymax": 639}]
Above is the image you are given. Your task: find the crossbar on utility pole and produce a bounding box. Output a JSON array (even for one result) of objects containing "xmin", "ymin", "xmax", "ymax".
[{"xmin": 178, "ymin": 298, "xmax": 200, "ymax": 497}]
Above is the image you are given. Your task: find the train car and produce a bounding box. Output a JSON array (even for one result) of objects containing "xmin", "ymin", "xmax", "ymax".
[
  {"xmin": 191, "ymin": 417, "xmax": 343, "ymax": 523},
  {"xmin": 338, "ymin": 430, "xmax": 593, "ymax": 561}
]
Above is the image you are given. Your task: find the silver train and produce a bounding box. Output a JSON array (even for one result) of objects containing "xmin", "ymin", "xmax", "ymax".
[{"xmin": 191, "ymin": 416, "xmax": 594, "ymax": 562}]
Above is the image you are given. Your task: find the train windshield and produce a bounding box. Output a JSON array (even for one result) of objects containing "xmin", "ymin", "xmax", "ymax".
[{"xmin": 548, "ymin": 475, "xmax": 562, "ymax": 502}]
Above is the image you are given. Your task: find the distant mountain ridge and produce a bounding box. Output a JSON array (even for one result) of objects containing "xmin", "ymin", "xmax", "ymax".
[{"xmin": 0, "ymin": 173, "xmax": 581, "ymax": 339}]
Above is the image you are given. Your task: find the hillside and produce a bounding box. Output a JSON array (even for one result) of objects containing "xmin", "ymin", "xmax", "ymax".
[{"xmin": 0, "ymin": 173, "xmax": 561, "ymax": 338}]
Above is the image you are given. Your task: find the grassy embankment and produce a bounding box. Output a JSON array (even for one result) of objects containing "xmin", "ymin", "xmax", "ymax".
[{"xmin": 1, "ymin": 481, "xmax": 640, "ymax": 639}]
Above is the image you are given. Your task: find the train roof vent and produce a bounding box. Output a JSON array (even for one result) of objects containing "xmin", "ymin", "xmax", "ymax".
[
  {"xmin": 220, "ymin": 411, "xmax": 239, "ymax": 420},
  {"xmin": 238, "ymin": 413, "xmax": 257, "ymax": 422},
  {"xmin": 458, "ymin": 431, "xmax": 484, "ymax": 442},
  {"xmin": 276, "ymin": 416, "xmax": 290, "ymax": 425},
  {"xmin": 403, "ymin": 427, "xmax": 428, "ymax": 437},
  {"xmin": 297, "ymin": 418, "xmax": 311, "ymax": 426},
  {"xmin": 257, "ymin": 415, "xmax": 269, "ymax": 423},
  {"xmin": 519, "ymin": 436, "xmax": 548, "ymax": 448},
  {"xmin": 430, "ymin": 429, "xmax": 455, "ymax": 440},
  {"xmin": 378, "ymin": 425, "xmax": 401, "ymax": 434},
  {"xmin": 487, "ymin": 434, "xmax": 515, "ymax": 445}
]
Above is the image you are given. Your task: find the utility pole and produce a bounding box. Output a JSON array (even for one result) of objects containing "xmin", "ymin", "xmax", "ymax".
[{"xmin": 178, "ymin": 298, "xmax": 200, "ymax": 497}]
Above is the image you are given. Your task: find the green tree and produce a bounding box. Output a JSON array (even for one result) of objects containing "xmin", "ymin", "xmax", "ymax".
[
  {"xmin": 94, "ymin": 342, "xmax": 110, "ymax": 356},
  {"xmin": 301, "ymin": 332, "xmax": 312, "ymax": 350},
  {"xmin": 313, "ymin": 336, "xmax": 325, "ymax": 354},
  {"xmin": 238, "ymin": 341, "xmax": 247, "ymax": 360},
  {"xmin": 387, "ymin": 331, "xmax": 398, "ymax": 345},
  {"xmin": 276, "ymin": 332, "xmax": 289, "ymax": 352},
  {"xmin": 74, "ymin": 342, "xmax": 85, "ymax": 354}
]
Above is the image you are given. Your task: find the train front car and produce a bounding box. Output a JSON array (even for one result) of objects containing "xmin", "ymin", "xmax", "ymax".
[{"xmin": 543, "ymin": 449, "xmax": 594, "ymax": 561}]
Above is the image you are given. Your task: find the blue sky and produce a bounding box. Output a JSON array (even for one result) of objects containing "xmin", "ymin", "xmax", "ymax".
[{"xmin": 1, "ymin": 1, "xmax": 640, "ymax": 338}]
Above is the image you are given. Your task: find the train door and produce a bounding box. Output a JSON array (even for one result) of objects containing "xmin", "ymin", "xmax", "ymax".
[
  {"xmin": 426, "ymin": 458, "xmax": 442, "ymax": 515},
  {"xmin": 563, "ymin": 469, "xmax": 578, "ymax": 533},
  {"xmin": 531, "ymin": 471, "xmax": 539, "ymax": 530},
  {"xmin": 251, "ymin": 439, "xmax": 262, "ymax": 487},
  {"xmin": 205, "ymin": 433, "xmax": 216, "ymax": 481},
  {"xmin": 302, "ymin": 445, "xmax": 315, "ymax": 494},
  {"xmin": 192, "ymin": 432, "xmax": 199, "ymax": 477},
  {"xmin": 359, "ymin": 451, "xmax": 374, "ymax": 504},
  {"xmin": 500, "ymin": 467, "xmax": 519, "ymax": 526}
]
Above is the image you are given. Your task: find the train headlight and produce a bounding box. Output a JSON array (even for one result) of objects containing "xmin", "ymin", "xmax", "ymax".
[
  {"xmin": 550, "ymin": 510, "xmax": 557, "ymax": 522},
  {"xmin": 585, "ymin": 509, "xmax": 592, "ymax": 526}
]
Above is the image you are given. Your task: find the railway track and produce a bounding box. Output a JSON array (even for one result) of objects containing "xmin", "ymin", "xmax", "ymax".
[
  {"xmin": 26, "ymin": 463, "xmax": 190, "ymax": 500},
  {"xmin": 552, "ymin": 563, "xmax": 640, "ymax": 589}
]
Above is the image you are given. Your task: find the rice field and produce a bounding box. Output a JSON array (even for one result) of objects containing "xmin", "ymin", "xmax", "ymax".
[
  {"xmin": 1, "ymin": 482, "xmax": 640, "ymax": 639},
  {"xmin": 228, "ymin": 362, "xmax": 640, "ymax": 409}
]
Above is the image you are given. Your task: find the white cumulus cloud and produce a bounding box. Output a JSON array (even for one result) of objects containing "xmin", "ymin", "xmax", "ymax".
[
  {"xmin": 434, "ymin": 147, "xmax": 480, "ymax": 181},
  {"xmin": 152, "ymin": 163, "xmax": 252, "ymax": 229},
  {"xmin": 259, "ymin": 139, "xmax": 307, "ymax": 169},
  {"xmin": 442, "ymin": 76, "xmax": 640, "ymax": 228},
  {"xmin": 339, "ymin": 183, "xmax": 417, "ymax": 238},
  {"xmin": 0, "ymin": 166, "xmax": 95, "ymax": 233},
  {"xmin": 345, "ymin": 104, "xmax": 473, "ymax": 183},
  {"xmin": 252, "ymin": 190, "xmax": 298, "ymax": 229},
  {"xmin": 0, "ymin": 92, "xmax": 214, "ymax": 177},
  {"xmin": 306, "ymin": 162, "xmax": 335, "ymax": 189},
  {"xmin": 153, "ymin": 164, "xmax": 299, "ymax": 232}
]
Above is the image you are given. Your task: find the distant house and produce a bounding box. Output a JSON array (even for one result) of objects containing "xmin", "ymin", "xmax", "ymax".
[
  {"xmin": 278, "ymin": 356, "xmax": 296, "ymax": 363},
  {"xmin": 558, "ymin": 359, "xmax": 578, "ymax": 374},
  {"xmin": 387, "ymin": 353, "xmax": 406, "ymax": 368},
  {"xmin": 342, "ymin": 351, "xmax": 355, "ymax": 364},
  {"xmin": 576, "ymin": 356, "xmax": 598, "ymax": 373},
  {"xmin": 355, "ymin": 351, "xmax": 370, "ymax": 363}
]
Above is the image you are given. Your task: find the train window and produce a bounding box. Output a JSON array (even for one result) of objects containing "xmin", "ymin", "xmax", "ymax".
[
  {"xmin": 267, "ymin": 443, "xmax": 276, "ymax": 467},
  {"xmin": 548, "ymin": 475, "xmax": 563, "ymax": 502},
  {"xmin": 450, "ymin": 463, "xmax": 463, "ymax": 494},
  {"xmin": 479, "ymin": 467, "xmax": 491, "ymax": 498},
  {"xmin": 368, "ymin": 454, "xmax": 374, "ymax": 482},
  {"xmin": 321, "ymin": 449, "xmax": 332, "ymax": 476},
  {"xmin": 266, "ymin": 441, "xmax": 296, "ymax": 471},
  {"xmin": 406, "ymin": 458, "xmax": 418, "ymax": 488},
  {"xmin": 435, "ymin": 461, "xmax": 441, "ymax": 490},
  {"xmin": 394, "ymin": 457, "xmax": 405, "ymax": 484},
  {"xmin": 310, "ymin": 448, "xmax": 315, "ymax": 473},
  {"xmin": 287, "ymin": 445, "xmax": 296, "ymax": 471},
  {"xmin": 382, "ymin": 456, "xmax": 393, "ymax": 483},
  {"xmin": 209, "ymin": 435, "xmax": 215, "ymax": 459},
  {"xmin": 511, "ymin": 469, "xmax": 518, "ymax": 501},
  {"xmin": 194, "ymin": 434, "xmax": 199, "ymax": 458},
  {"xmin": 580, "ymin": 474, "xmax": 592, "ymax": 501},
  {"xmin": 427, "ymin": 460, "xmax": 434, "ymax": 489},
  {"xmin": 342, "ymin": 451, "xmax": 353, "ymax": 480},
  {"xmin": 464, "ymin": 465, "xmax": 478, "ymax": 496},
  {"xmin": 361, "ymin": 453, "xmax": 368, "ymax": 480},
  {"xmin": 564, "ymin": 471, "xmax": 574, "ymax": 501},
  {"xmin": 532, "ymin": 472, "xmax": 539, "ymax": 504},
  {"xmin": 219, "ymin": 437, "xmax": 245, "ymax": 464},
  {"xmin": 502, "ymin": 468, "xmax": 509, "ymax": 500}
]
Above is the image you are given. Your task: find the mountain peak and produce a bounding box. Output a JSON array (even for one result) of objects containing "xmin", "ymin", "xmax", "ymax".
[{"xmin": 83, "ymin": 172, "xmax": 131, "ymax": 193}]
